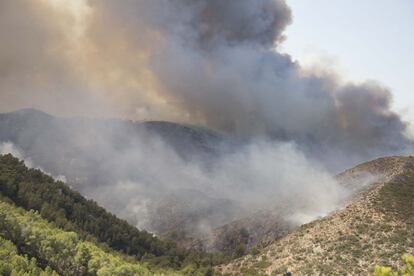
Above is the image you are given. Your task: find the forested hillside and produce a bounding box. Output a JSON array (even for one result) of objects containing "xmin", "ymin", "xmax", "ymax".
[
  {"xmin": 0, "ymin": 199, "xmax": 163, "ymax": 275},
  {"xmin": 4, "ymin": 149, "xmax": 414, "ymax": 275},
  {"xmin": 0, "ymin": 154, "xmax": 223, "ymax": 275},
  {"xmin": 0, "ymin": 109, "xmax": 236, "ymax": 247}
]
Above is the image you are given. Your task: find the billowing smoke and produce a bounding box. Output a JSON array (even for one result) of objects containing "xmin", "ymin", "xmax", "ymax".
[
  {"xmin": 0, "ymin": 0, "xmax": 413, "ymax": 249},
  {"xmin": 0, "ymin": 123, "xmax": 346, "ymax": 242},
  {"xmin": 0, "ymin": 0, "xmax": 411, "ymax": 168}
]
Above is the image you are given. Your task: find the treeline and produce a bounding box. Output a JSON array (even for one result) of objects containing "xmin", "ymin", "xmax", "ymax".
[{"xmin": 0, "ymin": 154, "xmax": 223, "ymax": 273}]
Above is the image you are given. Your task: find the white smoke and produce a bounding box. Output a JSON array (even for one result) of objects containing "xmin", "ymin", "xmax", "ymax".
[
  {"xmin": 0, "ymin": 141, "xmax": 66, "ymax": 182},
  {"xmin": 0, "ymin": 141, "xmax": 33, "ymax": 167},
  {"xmin": 0, "ymin": 129, "xmax": 346, "ymax": 231}
]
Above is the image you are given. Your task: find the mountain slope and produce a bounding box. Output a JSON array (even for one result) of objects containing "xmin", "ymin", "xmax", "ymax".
[
  {"xmin": 207, "ymin": 210, "xmax": 292, "ymax": 257},
  {"xmin": 0, "ymin": 198, "xmax": 178, "ymax": 275},
  {"xmin": 0, "ymin": 109, "xmax": 237, "ymax": 242},
  {"xmin": 0, "ymin": 154, "xmax": 222, "ymax": 274},
  {"xmin": 217, "ymin": 156, "xmax": 414, "ymax": 275}
]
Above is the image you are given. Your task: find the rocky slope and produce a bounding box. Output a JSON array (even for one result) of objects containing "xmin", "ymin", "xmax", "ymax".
[
  {"xmin": 208, "ymin": 210, "xmax": 293, "ymax": 257},
  {"xmin": 195, "ymin": 157, "xmax": 396, "ymax": 257},
  {"xmin": 217, "ymin": 156, "xmax": 414, "ymax": 275}
]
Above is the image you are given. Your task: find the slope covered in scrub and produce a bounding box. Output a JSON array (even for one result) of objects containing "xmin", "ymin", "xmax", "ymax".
[
  {"xmin": 218, "ymin": 156, "xmax": 414, "ymax": 275},
  {"xmin": 0, "ymin": 154, "xmax": 222, "ymax": 274},
  {"xmin": 0, "ymin": 198, "xmax": 174, "ymax": 275}
]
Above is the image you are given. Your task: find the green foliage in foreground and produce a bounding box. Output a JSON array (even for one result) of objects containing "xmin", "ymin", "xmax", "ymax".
[
  {"xmin": 375, "ymin": 255, "xmax": 414, "ymax": 276},
  {"xmin": 0, "ymin": 154, "xmax": 224, "ymax": 273},
  {"xmin": 0, "ymin": 199, "xmax": 172, "ymax": 275},
  {"xmin": 0, "ymin": 236, "xmax": 58, "ymax": 276}
]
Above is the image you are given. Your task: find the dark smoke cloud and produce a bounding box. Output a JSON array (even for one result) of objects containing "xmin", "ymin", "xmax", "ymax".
[
  {"xmin": 87, "ymin": 0, "xmax": 411, "ymax": 168},
  {"xmin": 160, "ymin": 0, "xmax": 292, "ymax": 48},
  {"xmin": 0, "ymin": 0, "xmax": 411, "ymax": 161}
]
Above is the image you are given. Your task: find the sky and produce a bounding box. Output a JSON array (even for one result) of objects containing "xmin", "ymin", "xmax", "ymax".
[{"xmin": 283, "ymin": 0, "xmax": 414, "ymax": 127}]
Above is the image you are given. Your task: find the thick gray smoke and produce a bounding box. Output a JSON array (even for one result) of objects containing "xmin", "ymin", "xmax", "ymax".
[
  {"xmin": 0, "ymin": 120, "xmax": 346, "ymax": 236},
  {"xmin": 0, "ymin": 0, "xmax": 411, "ymax": 164},
  {"xmin": 0, "ymin": 0, "xmax": 413, "ymax": 249},
  {"xmin": 87, "ymin": 0, "xmax": 412, "ymax": 168}
]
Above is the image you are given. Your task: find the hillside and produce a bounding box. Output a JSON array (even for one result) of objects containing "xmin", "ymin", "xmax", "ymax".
[
  {"xmin": 0, "ymin": 109, "xmax": 238, "ymax": 244},
  {"xmin": 207, "ymin": 210, "xmax": 292, "ymax": 257},
  {"xmin": 217, "ymin": 156, "xmax": 414, "ymax": 275},
  {"xmin": 194, "ymin": 157, "xmax": 401, "ymax": 257},
  {"xmin": 0, "ymin": 154, "xmax": 222, "ymax": 274},
  {"xmin": 0, "ymin": 198, "xmax": 171, "ymax": 275}
]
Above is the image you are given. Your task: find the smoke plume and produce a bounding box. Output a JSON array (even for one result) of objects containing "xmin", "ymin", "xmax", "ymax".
[
  {"xmin": 0, "ymin": 0, "xmax": 413, "ymax": 247},
  {"xmin": 0, "ymin": 0, "xmax": 411, "ymax": 166}
]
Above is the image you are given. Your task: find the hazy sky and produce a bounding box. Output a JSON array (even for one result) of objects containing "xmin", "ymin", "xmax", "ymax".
[{"xmin": 283, "ymin": 0, "xmax": 414, "ymax": 125}]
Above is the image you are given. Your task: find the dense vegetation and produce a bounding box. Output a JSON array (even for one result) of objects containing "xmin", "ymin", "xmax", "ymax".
[
  {"xmin": 0, "ymin": 154, "xmax": 223, "ymax": 274},
  {"xmin": 0, "ymin": 236, "xmax": 58, "ymax": 275},
  {"xmin": 0, "ymin": 199, "xmax": 173, "ymax": 275}
]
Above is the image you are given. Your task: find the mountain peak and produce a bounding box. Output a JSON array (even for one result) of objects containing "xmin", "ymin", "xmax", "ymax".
[{"xmin": 5, "ymin": 108, "xmax": 53, "ymax": 118}]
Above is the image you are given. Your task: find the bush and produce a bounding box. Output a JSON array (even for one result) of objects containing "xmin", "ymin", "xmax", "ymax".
[{"xmin": 374, "ymin": 255, "xmax": 414, "ymax": 276}]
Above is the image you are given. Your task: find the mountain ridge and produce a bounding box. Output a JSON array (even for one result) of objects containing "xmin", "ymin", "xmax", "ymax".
[
  {"xmin": 217, "ymin": 156, "xmax": 414, "ymax": 275},
  {"xmin": 0, "ymin": 154, "xmax": 223, "ymax": 274}
]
